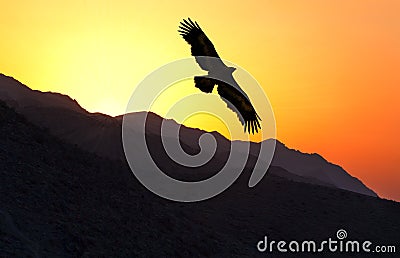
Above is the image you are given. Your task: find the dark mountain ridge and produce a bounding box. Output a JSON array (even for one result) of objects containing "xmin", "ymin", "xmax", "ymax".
[
  {"xmin": 1, "ymin": 100, "xmax": 399, "ymax": 257},
  {"xmin": 0, "ymin": 73, "xmax": 376, "ymax": 196}
]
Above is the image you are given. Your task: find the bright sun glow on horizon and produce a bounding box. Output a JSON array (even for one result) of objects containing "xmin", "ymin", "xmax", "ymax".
[{"xmin": 0, "ymin": 0, "xmax": 399, "ymax": 201}]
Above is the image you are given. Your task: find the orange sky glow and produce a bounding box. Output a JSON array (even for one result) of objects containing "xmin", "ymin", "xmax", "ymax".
[{"xmin": 0, "ymin": 0, "xmax": 399, "ymax": 201}]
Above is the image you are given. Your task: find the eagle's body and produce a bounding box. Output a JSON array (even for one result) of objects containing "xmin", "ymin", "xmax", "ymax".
[{"xmin": 179, "ymin": 18, "xmax": 261, "ymax": 134}]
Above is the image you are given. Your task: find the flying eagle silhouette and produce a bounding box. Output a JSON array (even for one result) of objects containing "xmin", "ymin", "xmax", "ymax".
[{"xmin": 178, "ymin": 18, "xmax": 261, "ymax": 134}]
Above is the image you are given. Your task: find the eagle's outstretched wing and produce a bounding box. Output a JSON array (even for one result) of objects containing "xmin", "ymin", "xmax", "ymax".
[
  {"xmin": 217, "ymin": 81, "xmax": 261, "ymax": 134},
  {"xmin": 178, "ymin": 18, "xmax": 225, "ymax": 71}
]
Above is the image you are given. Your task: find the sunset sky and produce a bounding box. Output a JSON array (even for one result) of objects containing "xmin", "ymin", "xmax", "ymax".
[{"xmin": 0, "ymin": 0, "xmax": 399, "ymax": 201}]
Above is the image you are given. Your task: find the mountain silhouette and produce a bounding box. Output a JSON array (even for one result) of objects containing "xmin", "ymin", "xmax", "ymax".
[
  {"xmin": 0, "ymin": 73, "xmax": 376, "ymax": 196},
  {"xmin": 1, "ymin": 97, "xmax": 399, "ymax": 257}
]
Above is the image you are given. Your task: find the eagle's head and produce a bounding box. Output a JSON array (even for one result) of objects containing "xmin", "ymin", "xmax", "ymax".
[{"xmin": 228, "ymin": 66, "xmax": 237, "ymax": 73}]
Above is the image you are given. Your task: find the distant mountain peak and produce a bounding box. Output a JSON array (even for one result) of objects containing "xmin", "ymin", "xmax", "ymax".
[{"xmin": 0, "ymin": 73, "xmax": 87, "ymax": 114}]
